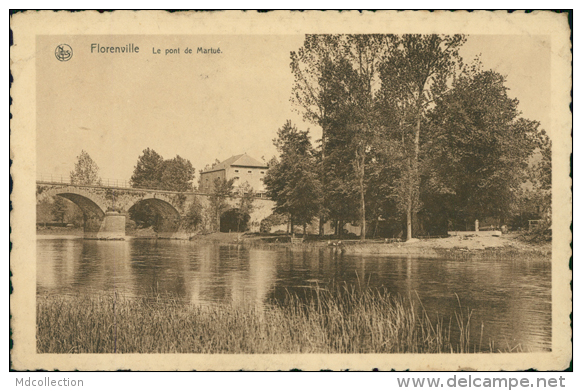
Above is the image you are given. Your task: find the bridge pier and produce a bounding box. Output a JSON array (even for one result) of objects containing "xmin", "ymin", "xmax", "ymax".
[
  {"xmin": 91, "ymin": 211, "xmax": 126, "ymax": 240},
  {"xmin": 36, "ymin": 182, "xmax": 276, "ymax": 240}
]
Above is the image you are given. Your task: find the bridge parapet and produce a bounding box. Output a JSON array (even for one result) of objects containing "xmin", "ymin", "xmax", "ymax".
[{"xmin": 36, "ymin": 181, "xmax": 275, "ymax": 238}]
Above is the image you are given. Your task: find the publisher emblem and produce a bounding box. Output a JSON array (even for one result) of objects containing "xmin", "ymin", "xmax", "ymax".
[{"xmin": 55, "ymin": 44, "xmax": 73, "ymax": 62}]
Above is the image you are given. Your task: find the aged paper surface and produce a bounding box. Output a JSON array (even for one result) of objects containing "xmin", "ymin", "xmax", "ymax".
[{"xmin": 10, "ymin": 10, "xmax": 571, "ymax": 370}]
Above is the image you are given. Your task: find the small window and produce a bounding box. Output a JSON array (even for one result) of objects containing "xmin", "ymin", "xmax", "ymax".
[
  {"xmin": 248, "ymin": 170, "xmax": 252, "ymax": 174},
  {"xmin": 234, "ymin": 170, "xmax": 239, "ymax": 173},
  {"xmin": 234, "ymin": 176, "xmax": 239, "ymax": 180},
  {"xmin": 260, "ymin": 171, "xmax": 265, "ymax": 174},
  {"xmin": 259, "ymin": 178, "xmax": 264, "ymax": 182}
]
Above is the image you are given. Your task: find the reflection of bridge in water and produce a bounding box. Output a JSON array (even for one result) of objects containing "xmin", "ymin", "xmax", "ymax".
[{"xmin": 36, "ymin": 180, "xmax": 274, "ymax": 239}]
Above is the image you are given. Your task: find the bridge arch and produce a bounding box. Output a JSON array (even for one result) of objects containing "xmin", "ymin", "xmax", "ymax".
[
  {"xmin": 38, "ymin": 187, "xmax": 107, "ymax": 236},
  {"xmin": 128, "ymin": 198, "xmax": 182, "ymax": 237},
  {"xmin": 56, "ymin": 193, "xmax": 105, "ymax": 218}
]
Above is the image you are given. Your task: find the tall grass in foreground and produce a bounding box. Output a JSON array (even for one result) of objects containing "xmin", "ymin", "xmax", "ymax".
[{"xmin": 37, "ymin": 288, "xmax": 481, "ymax": 354}]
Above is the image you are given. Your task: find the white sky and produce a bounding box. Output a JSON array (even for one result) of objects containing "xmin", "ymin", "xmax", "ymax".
[{"xmin": 36, "ymin": 34, "xmax": 551, "ymax": 183}]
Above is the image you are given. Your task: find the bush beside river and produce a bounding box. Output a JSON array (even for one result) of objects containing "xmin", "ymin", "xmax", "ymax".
[{"xmin": 38, "ymin": 288, "xmax": 487, "ymax": 354}]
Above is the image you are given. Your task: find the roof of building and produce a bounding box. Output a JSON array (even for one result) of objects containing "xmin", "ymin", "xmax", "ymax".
[{"xmin": 201, "ymin": 153, "xmax": 268, "ymax": 174}]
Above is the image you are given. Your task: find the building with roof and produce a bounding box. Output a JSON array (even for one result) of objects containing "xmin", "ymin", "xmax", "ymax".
[{"xmin": 199, "ymin": 153, "xmax": 269, "ymax": 194}]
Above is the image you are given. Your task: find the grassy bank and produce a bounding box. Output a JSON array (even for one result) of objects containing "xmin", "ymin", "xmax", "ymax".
[{"xmin": 38, "ymin": 289, "xmax": 482, "ymax": 354}]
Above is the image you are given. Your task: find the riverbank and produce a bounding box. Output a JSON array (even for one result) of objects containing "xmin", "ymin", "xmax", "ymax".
[
  {"xmin": 339, "ymin": 234, "xmax": 551, "ymax": 261},
  {"xmin": 36, "ymin": 226, "xmax": 84, "ymax": 236},
  {"xmin": 37, "ymin": 289, "xmax": 484, "ymax": 354},
  {"xmin": 241, "ymin": 233, "xmax": 551, "ymax": 262},
  {"xmin": 36, "ymin": 229, "xmax": 550, "ymax": 261}
]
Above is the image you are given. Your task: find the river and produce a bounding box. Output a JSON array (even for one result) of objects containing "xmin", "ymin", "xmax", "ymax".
[{"xmin": 36, "ymin": 237, "xmax": 551, "ymax": 352}]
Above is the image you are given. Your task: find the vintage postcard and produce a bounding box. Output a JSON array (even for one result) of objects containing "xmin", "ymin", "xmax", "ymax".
[{"xmin": 10, "ymin": 11, "xmax": 571, "ymax": 371}]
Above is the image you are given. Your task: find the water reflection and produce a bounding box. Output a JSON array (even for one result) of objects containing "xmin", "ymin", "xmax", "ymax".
[{"xmin": 37, "ymin": 237, "xmax": 551, "ymax": 351}]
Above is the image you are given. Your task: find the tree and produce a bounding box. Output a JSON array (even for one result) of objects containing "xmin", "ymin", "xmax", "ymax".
[
  {"xmin": 70, "ymin": 150, "xmax": 102, "ymax": 185},
  {"xmin": 182, "ymin": 196, "xmax": 204, "ymax": 233},
  {"xmin": 130, "ymin": 149, "xmax": 195, "ymax": 191},
  {"xmin": 339, "ymin": 35, "xmax": 385, "ymax": 240},
  {"xmin": 517, "ymin": 129, "xmax": 551, "ymax": 239},
  {"xmin": 290, "ymin": 35, "xmax": 344, "ymax": 235},
  {"xmin": 209, "ymin": 177, "xmax": 234, "ymax": 232},
  {"xmin": 426, "ymin": 67, "xmax": 542, "ymax": 230},
  {"xmin": 129, "ymin": 149, "xmax": 196, "ymax": 229},
  {"xmin": 264, "ymin": 121, "xmax": 322, "ymax": 234},
  {"xmin": 532, "ymin": 133, "xmax": 552, "ymax": 227},
  {"xmin": 51, "ymin": 196, "xmax": 68, "ymax": 223},
  {"xmin": 160, "ymin": 155, "xmax": 195, "ymax": 192},
  {"xmin": 378, "ymin": 34, "xmax": 465, "ymax": 240},
  {"xmin": 130, "ymin": 148, "xmax": 164, "ymax": 189},
  {"xmin": 235, "ymin": 181, "xmax": 255, "ymax": 232},
  {"xmin": 292, "ymin": 35, "xmax": 387, "ymax": 240}
]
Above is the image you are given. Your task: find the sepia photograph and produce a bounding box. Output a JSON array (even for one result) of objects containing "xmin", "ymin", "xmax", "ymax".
[{"xmin": 10, "ymin": 10, "xmax": 571, "ymax": 371}]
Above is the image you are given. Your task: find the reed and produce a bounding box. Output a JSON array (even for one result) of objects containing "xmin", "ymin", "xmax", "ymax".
[{"xmin": 37, "ymin": 288, "xmax": 490, "ymax": 354}]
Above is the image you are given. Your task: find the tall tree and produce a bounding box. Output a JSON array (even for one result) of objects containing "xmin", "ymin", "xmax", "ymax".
[
  {"xmin": 130, "ymin": 149, "xmax": 195, "ymax": 191},
  {"xmin": 264, "ymin": 121, "xmax": 322, "ymax": 234},
  {"xmin": 70, "ymin": 150, "xmax": 102, "ymax": 185},
  {"xmin": 426, "ymin": 67, "xmax": 541, "ymax": 229},
  {"xmin": 290, "ymin": 35, "xmax": 343, "ymax": 235},
  {"xmin": 130, "ymin": 148, "xmax": 164, "ymax": 189},
  {"xmin": 292, "ymin": 34, "xmax": 387, "ymax": 240},
  {"xmin": 340, "ymin": 35, "xmax": 385, "ymax": 240},
  {"xmin": 378, "ymin": 34, "xmax": 465, "ymax": 240},
  {"xmin": 160, "ymin": 155, "xmax": 195, "ymax": 192}
]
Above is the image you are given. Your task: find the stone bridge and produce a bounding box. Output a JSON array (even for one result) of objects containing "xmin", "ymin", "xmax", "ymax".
[{"xmin": 36, "ymin": 182, "xmax": 275, "ymax": 239}]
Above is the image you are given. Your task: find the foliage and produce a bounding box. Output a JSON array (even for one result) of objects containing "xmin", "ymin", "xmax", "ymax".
[
  {"xmin": 160, "ymin": 156, "xmax": 195, "ymax": 192},
  {"xmin": 377, "ymin": 34, "xmax": 466, "ymax": 239},
  {"xmin": 129, "ymin": 203, "xmax": 161, "ymax": 230},
  {"xmin": 70, "ymin": 150, "xmax": 102, "ymax": 185},
  {"xmin": 38, "ymin": 196, "xmax": 84, "ymax": 227},
  {"xmin": 182, "ymin": 197, "xmax": 204, "ymax": 233},
  {"xmin": 287, "ymin": 34, "xmax": 547, "ymax": 238},
  {"xmin": 425, "ymin": 66, "xmax": 542, "ymax": 230},
  {"xmin": 235, "ymin": 181, "xmax": 255, "ymax": 232},
  {"xmin": 130, "ymin": 148, "xmax": 164, "ymax": 189},
  {"xmin": 130, "ymin": 149, "xmax": 195, "ymax": 191},
  {"xmin": 128, "ymin": 149, "xmax": 195, "ymax": 228},
  {"xmin": 220, "ymin": 209, "xmax": 250, "ymax": 232},
  {"xmin": 209, "ymin": 177, "xmax": 234, "ymax": 232},
  {"xmin": 260, "ymin": 213, "xmax": 288, "ymax": 233},
  {"xmin": 51, "ymin": 196, "xmax": 68, "ymax": 223},
  {"xmin": 264, "ymin": 121, "xmax": 322, "ymax": 233},
  {"xmin": 514, "ymin": 131, "xmax": 552, "ymax": 240},
  {"xmin": 290, "ymin": 35, "xmax": 351, "ymax": 235},
  {"xmin": 528, "ymin": 133, "xmax": 552, "ymax": 223},
  {"xmin": 291, "ymin": 35, "xmax": 387, "ymax": 240}
]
